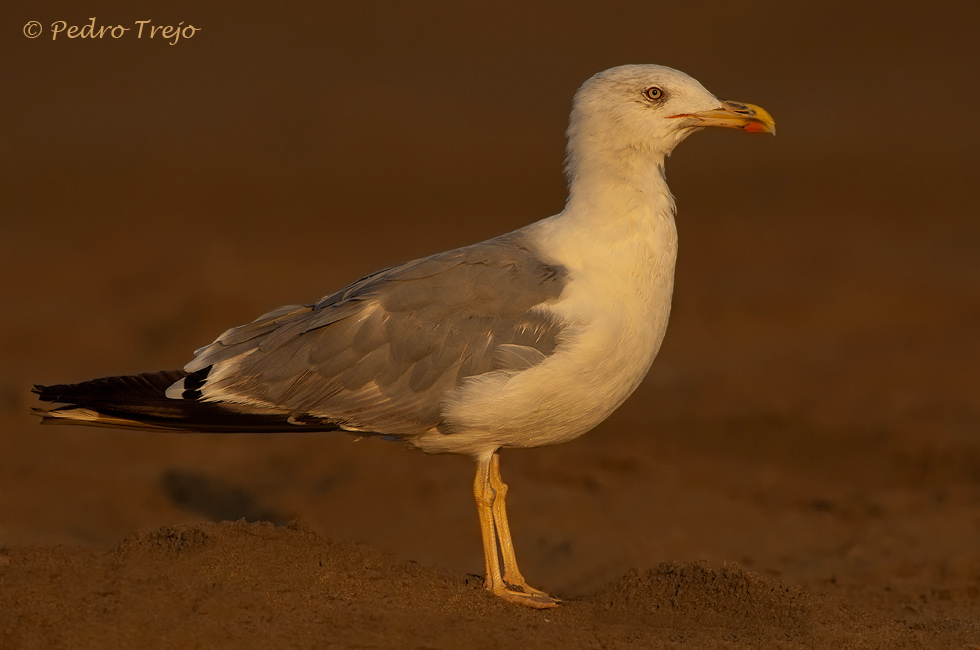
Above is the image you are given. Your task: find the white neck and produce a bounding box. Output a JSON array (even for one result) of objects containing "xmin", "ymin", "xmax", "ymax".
[
  {"xmin": 564, "ymin": 144, "xmax": 673, "ymax": 225},
  {"xmin": 527, "ymin": 139, "xmax": 678, "ymax": 272}
]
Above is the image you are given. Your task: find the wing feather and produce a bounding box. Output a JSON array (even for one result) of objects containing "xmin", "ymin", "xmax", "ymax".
[{"xmin": 181, "ymin": 234, "xmax": 568, "ymax": 435}]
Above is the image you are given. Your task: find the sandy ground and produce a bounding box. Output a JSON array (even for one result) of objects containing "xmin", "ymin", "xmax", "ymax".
[{"xmin": 2, "ymin": 1, "xmax": 979, "ymax": 648}]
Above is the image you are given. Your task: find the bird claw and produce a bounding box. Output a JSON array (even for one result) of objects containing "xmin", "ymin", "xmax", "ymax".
[
  {"xmin": 493, "ymin": 583, "xmax": 561, "ymax": 609},
  {"xmin": 508, "ymin": 579, "xmax": 559, "ymax": 601},
  {"xmin": 486, "ymin": 577, "xmax": 561, "ymax": 608}
]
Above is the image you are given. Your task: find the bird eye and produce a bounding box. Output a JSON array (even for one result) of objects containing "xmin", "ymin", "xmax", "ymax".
[{"xmin": 643, "ymin": 86, "xmax": 665, "ymax": 101}]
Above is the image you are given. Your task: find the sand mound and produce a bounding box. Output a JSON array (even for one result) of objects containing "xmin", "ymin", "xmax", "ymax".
[
  {"xmin": 590, "ymin": 562, "xmax": 914, "ymax": 649},
  {"xmin": 1, "ymin": 521, "xmax": 923, "ymax": 649}
]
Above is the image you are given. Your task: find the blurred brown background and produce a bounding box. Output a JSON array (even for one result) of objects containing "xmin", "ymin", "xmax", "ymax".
[{"xmin": 2, "ymin": 0, "xmax": 979, "ymax": 645}]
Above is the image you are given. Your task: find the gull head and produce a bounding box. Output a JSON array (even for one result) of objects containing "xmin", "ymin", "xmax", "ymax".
[{"xmin": 567, "ymin": 64, "xmax": 775, "ymax": 165}]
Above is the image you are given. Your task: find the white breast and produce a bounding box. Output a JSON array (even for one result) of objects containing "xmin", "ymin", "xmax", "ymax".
[{"xmin": 420, "ymin": 202, "xmax": 678, "ymax": 458}]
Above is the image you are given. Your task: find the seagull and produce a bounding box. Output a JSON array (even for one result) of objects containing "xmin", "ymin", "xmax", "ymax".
[{"xmin": 33, "ymin": 64, "xmax": 774, "ymax": 608}]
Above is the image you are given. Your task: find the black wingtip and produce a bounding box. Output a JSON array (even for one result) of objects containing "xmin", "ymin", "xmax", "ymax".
[{"xmin": 30, "ymin": 369, "xmax": 348, "ymax": 434}]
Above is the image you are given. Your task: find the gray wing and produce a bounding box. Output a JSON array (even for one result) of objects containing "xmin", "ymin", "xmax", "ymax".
[{"xmin": 173, "ymin": 234, "xmax": 568, "ymax": 435}]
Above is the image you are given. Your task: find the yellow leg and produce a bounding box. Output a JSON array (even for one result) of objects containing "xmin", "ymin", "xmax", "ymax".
[
  {"xmin": 473, "ymin": 453, "xmax": 560, "ymax": 608},
  {"xmin": 488, "ymin": 453, "xmax": 557, "ymax": 601},
  {"xmin": 474, "ymin": 456, "xmax": 504, "ymax": 593}
]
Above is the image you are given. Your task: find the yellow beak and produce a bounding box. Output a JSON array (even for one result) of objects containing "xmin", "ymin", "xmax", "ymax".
[{"xmin": 672, "ymin": 101, "xmax": 776, "ymax": 135}]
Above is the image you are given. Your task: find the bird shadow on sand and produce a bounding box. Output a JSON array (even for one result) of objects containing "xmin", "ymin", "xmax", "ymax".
[{"xmin": 160, "ymin": 470, "xmax": 291, "ymax": 525}]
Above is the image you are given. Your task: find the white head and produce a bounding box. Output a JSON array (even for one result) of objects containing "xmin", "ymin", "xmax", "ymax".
[{"xmin": 566, "ymin": 64, "xmax": 774, "ymax": 179}]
